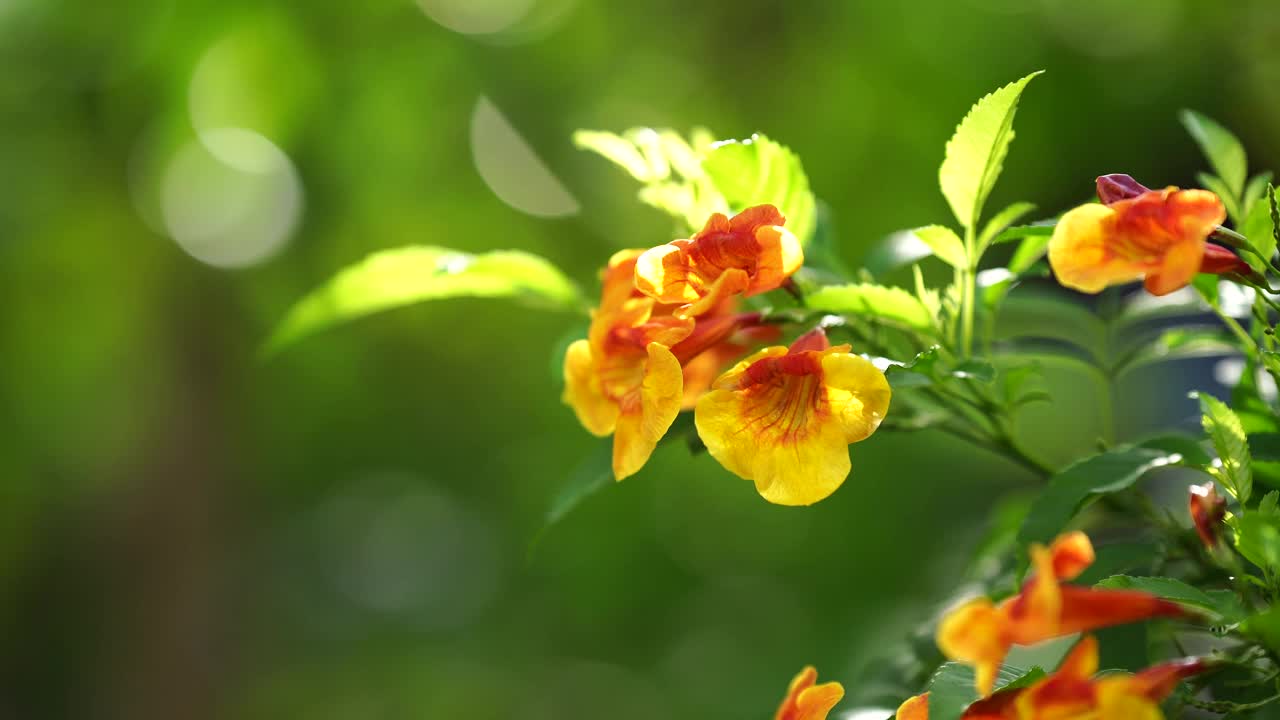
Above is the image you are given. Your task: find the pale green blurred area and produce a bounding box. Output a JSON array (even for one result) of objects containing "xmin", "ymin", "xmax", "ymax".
[{"xmin": 1, "ymin": 0, "xmax": 1278, "ymax": 718}]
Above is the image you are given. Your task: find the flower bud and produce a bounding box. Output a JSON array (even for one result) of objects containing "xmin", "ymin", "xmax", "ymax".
[
  {"xmin": 1096, "ymin": 174, "xmax": 1151, "ymax": 205},
  {"xmin": 1188, "ymin": 482, "xmax": 1226, "ymax": 548}
]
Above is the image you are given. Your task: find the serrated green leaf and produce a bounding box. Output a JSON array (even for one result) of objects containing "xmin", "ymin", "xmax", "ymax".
[
  {"xmin": 1196, "ymin": 172, "xmax": 1242, "ymax": 224},
  {"xmin": 1198, "ymin": 392, "xmax": 1253, "ymax": 504},
  {"xmin": 925, "ymin": 662, "xmax": 1042, "ymax": 720},
  {"xmin": 264, "ymin": 246, "xmax": 585, "ymax": 356},
  {"xmin": 1018, "ymin": 447, "xmax": 1181, "ymax": 546},
  {"xmin": 1261, "ymin": 490, "xmax": 1279, "ymax": 515},
  {"xmin": 573, "ymin": 129, "xmax": 656, "ymax": 181},
  {"xmin": 1095, "ymin": 575, "xmax": 1244, "ymax": 621},
  {"xmin": 978, "ymin": 201, "xmax": 1037, "ymax": 254},
  {"xmin": 701, "ymin": 134, "xmax": 816, "ymax": 245},
  {"xmin": 914, "ymin": 225, "xmax": 968, "ymax": 268},
  {"xmin": 1181, "ymin": 109, "xmax": 1248, "ymax": 201},
  {"xmin": 1242, "ymin": 197, "xmax": 1275, "ymax": 274},
  {"xmin": 939, "ymin": 71, "xmax": 1043, "ymax": 231},
  {"xmin": 808, "ymin": 283, "xmax": 936, "ymax": 332}
]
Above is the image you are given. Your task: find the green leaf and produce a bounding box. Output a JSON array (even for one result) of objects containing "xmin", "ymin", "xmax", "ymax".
[
  {"xmin": 1197, "ymin": 172, "xmax": 1242, "ymax": 224},
  {"xmin": 1243, "ymin": 172, "xmax": 1274, "ymax": 217},
  {"xmin": 1198, "ymin": 392, "xmax": 1253, "ymax": 504},
  {"xmin": 992, "ymin": 222, "xmax": 1054, "ymax": 245},
  {"xmin": 1249, "ymin": 433, "xmax": 1280, "ymax": 463},
  {"xmin": 1138, "ymin": 434, "xmax": 1212, "ymax": 468},
  {"xmin": 978, "ymin": 201, "xmax": 1037, "ymax": 254},
  {"xmin": 1095, "ymin": 575, "xmax": 1245, "ymax": 622},
  {"xmin": 807, "ymin": 283, "xmax": 936, "ymax": 332},
  {"xmin": 529, "ymin": 439, "xmax": 614, "ymax": 556},
  {"xmin": 1181, "ymin": 109, "xmax": 1248, "ymax": 201},
  {"xmin": 1235, "ymin": 512, "xmax": 1280, "ymax": 572},
  {"xmin": 573, "ymin": 129, "xmax": 657, "ymax": 181},
  {"xmin": 913, "ymin": 225, "xmax": 968, "ymax": 268},
  {"xmin": 1244, "ymin": 184, "xmax": 1278, "ymax": 270},
  {"xmin": 264, "ymin": 246, "xmax": 585, "ymax": 356},
  {"xmin": 1243, "ymin": 606, "xmax": 1280, "ymax": 653},
  {"xmin": 939, "ymin": 71, "xmax": 1044, "ymax": 231},
  {"xmin": 1018, "ymin": 446, "xmax": 1181, "ymax": 546},
  {"xmin": 925, "ymin": 663, "xmax": 1043, "ymax": 720},
  {"xmin": 884, "ymin": 346, "xmax": 993, "ymax": 389},
  {"xmin": 1009, "ymin": 233, "xmax": 1052, "ymax": 275},
  {"xmin": 701, "ymin": 134, "xmax": 816, "ymax": 245}
]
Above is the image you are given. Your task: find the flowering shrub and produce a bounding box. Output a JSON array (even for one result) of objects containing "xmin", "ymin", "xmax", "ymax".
[{"xmin": 268, "ymin": 72, "xmax": 1280, "ymax": 718}]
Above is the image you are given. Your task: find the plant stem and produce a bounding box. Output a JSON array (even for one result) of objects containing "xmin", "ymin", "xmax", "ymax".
[{"xmin": 961, "ymin": 225, "xmax": 977, "ymax": 357}]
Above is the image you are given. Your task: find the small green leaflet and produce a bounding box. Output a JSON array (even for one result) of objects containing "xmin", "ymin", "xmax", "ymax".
[
  {"xmin": 1180, "ymin": 109, "xmax": 1248, "ymax": 200},
  {"xmin": 925, "ymin": 662, "xmax": 1044, "ymax": 720},
  {"xmin": 1243, "ymin": 172, "xmax": 1274, "ymax": 217},
  {"xmin": 1095, "ymin": 575, "xmax": 1245, "ymax": 622},
  {"xmin": 806, "ymin": 283, "xmax": 936, "ymax": 332},
  {"xmin": 913, "ymin": 225, "xmax": 968, "ymax": 268},
  {"xmin": 992, "ymin": 223, "xmax": 1054, "ymax": 245},
  {"xmin": 1017, "ymin": 446, "xmax": 1181, "ymax": 546},
  {"xmin": 701, "ymin": 134, "xmax": 817, "ymax": 245},
  {"xmin": 1197, "ymin": 392, "xmax": 1253, "ymax": 504},
  {"xmin": 1235, "ymin": 513, "xmax": 1280, "ymax": 573},
  {"xmin": 883, "ymin": 346, "xmax": 994, "ymax": 390},
  {"xmin": 1241, "ymin": 197, "xmax": 1275, "ymax": 274},
  {"xmin": 528, "ymin": 439, "xmax": 614, "ymax": 558},
  {"xmin": 977, "ymin": 201, "xmax": 1037, "ymax": 253},
  {"xmin": 939, "ymin": 71, "xmax": 1043, "ymax": 231},
  {"xmin": 264, "ymin": 246, "xmax": 585, "ymax": 356}
]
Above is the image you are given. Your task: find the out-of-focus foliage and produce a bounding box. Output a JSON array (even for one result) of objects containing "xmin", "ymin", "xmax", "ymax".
[{"xmin": 3, "ymin": 1, "xmax": 1280, "ymax": 719}]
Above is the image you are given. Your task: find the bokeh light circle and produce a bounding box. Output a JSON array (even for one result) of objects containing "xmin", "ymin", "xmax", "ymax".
[
  {"xmin": 470, "ymin": 95, "xmax": 579, "ymax": 218},
  {"xmin": 416, "ymin": 0, "xmax": 537, "ymax": 35},
  {"xmin": 160, "ymin": 128, "xmax": 302, "ymax": 268}
]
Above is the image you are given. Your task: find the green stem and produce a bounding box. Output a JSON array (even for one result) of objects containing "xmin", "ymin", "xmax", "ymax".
[{"xmin": 961, "ymin": 225, "xmax": 977, "ymax": 357}]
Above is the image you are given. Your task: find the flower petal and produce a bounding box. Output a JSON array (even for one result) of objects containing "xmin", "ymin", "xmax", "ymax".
[
  {"xmin": 821, "ymin": 352, "xmax": 891, "ymax": 443},
  {"xmin": 635, "ymin": 242, "xmax": 699, "ymax": 305},
  {"xmin": 775, "ymin": 666, "xmax": 844, "ymax": 720},
  {"xmin": 749, "ymin": 224, "xmax": 804, "ymax": 296},
  {"xmin": 936, "ymin": 598, "xmax": 1010, "ymax": 697},
  {"xmin": 1048, "ymin": 203, "xmax": 1142, "ymax": 294},
  {"xmin": 611, "ymin": 342, "xmax": 683, "ymax": 479},
  {"xmin": 563, "ymin": 339, "xmax": 618, "ymax": 436}
]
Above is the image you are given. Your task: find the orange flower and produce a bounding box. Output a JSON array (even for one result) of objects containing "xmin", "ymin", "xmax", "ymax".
[
  {"xmin": 937, "ymin": 532, "xmax": 1187, "ymax": 696},
  {"xmin": 693, "ymin": 328, "xmax": 890, "ymax": 505},
  {"xmin": 1189, "ymin": 481, "xmax": 1226, "ymax": 548},
  {"xmin": 896, "ymin": 636, "xmax": 1205, "ymax": 720},
  {"xmin": 1048, "ymin": 183, "xmax": 1227, "ymax": 296},
  {"xmin": 775, "ymin": 666, "xmax": 843, "ymax": 720},
  {"xmin": 564, "ymin": 250, "xmax": 771, "ymax": 479},
  {"xmin": 635, "ymin": 204, "xmax": 803, "ymax": 318}
]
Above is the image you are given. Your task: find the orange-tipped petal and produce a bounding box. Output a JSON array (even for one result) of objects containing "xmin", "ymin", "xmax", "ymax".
[
  {"xmin": 1048, "ymin": 531, "xmax": 1095, "ymax": 581},
  {"xmin": 563, "ymin": 339, "xmax": 618, "ymax": 436},
  {"xmin": 775, "ymin": 666, "xmax": 844, "ymax": 720},
  {"xmin": 635, "ymin": 242, "xmax": 699, "ymax": 305},
  {"xmin": 1200, "ymin": 244, "xmax": 1251, "ymax": 276},
  {"xmin": 1128, "ymin": 657, "xmax": 1209, "ymax": 701},
  {"xmin": 936, "ymin": 598, "xmax": 1011, "ymax": 697},
  {"xmin": 1049, "ymin": 586, "xmax": 1187, "ymax": 637},
  {"xmin": 896, "ymin": 694, "xmax": 929, "ymax": 720}
]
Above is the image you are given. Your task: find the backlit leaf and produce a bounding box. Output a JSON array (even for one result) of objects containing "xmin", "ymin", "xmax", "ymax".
[
  {"xmin": 807, "ymin": 283, "xmax": 935, "ymax": 332},
  {"xmin": 701, "ymin": 134, "xmax": 817, "ymax": 245},
  {"xmin": 1197, "ymin": 392, "xmax": 1253, "ymax": 504},
  {"xmin": 913, "ymin": 225, "xmax": 968, "ymax": 268},
  {"xmin": 1181, "ymin": 109, "xmax": 1248, "ymax": 200}
]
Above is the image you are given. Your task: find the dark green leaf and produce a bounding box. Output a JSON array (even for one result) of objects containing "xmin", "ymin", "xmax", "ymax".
[
  {"xmin": 925, "ymin": 662, "xmax": 1042, "ymax": 720},
  {"xmin": 1181, "ymin": 109, "xmax": 1248, "ymax": 201},
  {"xmin": 1018, "ymin": 447, "xmax": 1181, "ymax": 546},
  {"xmin": 1249, "ymin": 433, "xmax": 1280, "ymax": 463},
  {"xmin": 1243, "ymin": 606, "xmax": 1280, "ymax": 653},
  {"xmin": 939, "ymin": 71, "xmax": 1043, "ymax": 230},
  {"xmin": 264, "ymin": 246, "xmax": 586, "ymax": 356},
  {"xmin": 1138, "ymin": 434, "xmax": 1212, "ymax": 468},
  {"xmin": 529, "ymin": 439, "xmax": 613, "ymax": 555},
  {"xmin": 1095, "ymin": 575, "xmax": 1245, "ymax": 622},
  {"xmin": 1235, "ymin": 512, "xmax": 1280, "ymax": 572}
]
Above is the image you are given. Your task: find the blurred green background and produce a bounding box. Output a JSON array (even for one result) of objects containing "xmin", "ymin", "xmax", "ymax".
[{"xmin": 2, "ymin": 0, "xmax": 1278, "ymax": 717}]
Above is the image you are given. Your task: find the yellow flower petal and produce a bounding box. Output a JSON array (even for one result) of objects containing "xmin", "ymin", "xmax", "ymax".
[
  {"xmin": 936, "ymin": 597, "xmax": 1010, "ymax": 697},
  {"xmin": 821, "ymin": 352, "xmax": 891, "ymax": 443},
  {"xmin": 611, "ymin": 342, "xmax": 683, "ymax": 479},
  {"xmin": 1048, "ymin": 203, "xmax": 1141, "ymax": 294},
  {"xmin": 562, "ymin": 339, "xmax": 618, "ymax": 436}
]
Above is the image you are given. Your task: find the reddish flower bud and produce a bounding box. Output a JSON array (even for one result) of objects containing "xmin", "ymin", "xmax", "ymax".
[
  {"xmin": 1096, "ymin": 174, "xmax": 1152, "ymax": 205},
  {"xmin": 1199, "ymin": 244, "xmax": 1252, "ymax": 277},
  {"xmin": 1189, "ymin": 482, "xmax": 1226, "ymax": 548}
]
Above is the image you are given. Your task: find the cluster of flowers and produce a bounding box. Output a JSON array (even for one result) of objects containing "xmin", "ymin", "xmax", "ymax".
[
  {"xmin": 772, "ymin": 531, "xmax": 1218, "ymax": 720},
  {"xmin": 562, "ymin": 205, "xmax": 892, "ymax": 505}
]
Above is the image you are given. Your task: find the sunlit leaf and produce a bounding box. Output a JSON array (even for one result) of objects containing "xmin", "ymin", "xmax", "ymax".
[
  {"xmin": 265, "ymin": 246, "xmax": 585, "ymax": 355},
  {"xmin": 939, "ymin": 71, "xmax": 1043, "ymax": 230},
  {"xmin": 807, "ymin": 283, "xmax": 935, "ymax": 332},
  {"xmin": 1235, "ymin": 512, "xmax": 1280, "ymax": 572},
  {"xmin": 1197, "ymin": 392, "xmax": 1253, "ymax": 504},
  {"xmin": 977, "ymin": 201, "xmax": 1036, "ymax": 253},
  {"xmin": 573, "ymin": 129, "xmax": 656, "ymax": 181},
  {"xmin": 1008, "ymin": 234, "xmax": 1052, "ymax": 275},
  {"xmin": 701, "ymin": 134, "xmax": 817, "ymax": 245},
  {"xmin": 1018, "ymin": 446, "xmax": 1182, "ymax": 546},
  {"xmin": 913, "ymin": 225, "xmax": 968, "ymax": 268},
  {"xmin": 1181, "ymin": 109, "xmax": 1248, "ymax": 200},
  {"xmin": 1243, "ymin": 185, "xmax": 1277, "ymax": 272},
  {"xmin": 1243, "ymin": 172, "xmax": 1274, "ymax": 217},
  {"xmin": 1096, "ymin": 575, "xmax": 1245, "ymax": 622}
]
